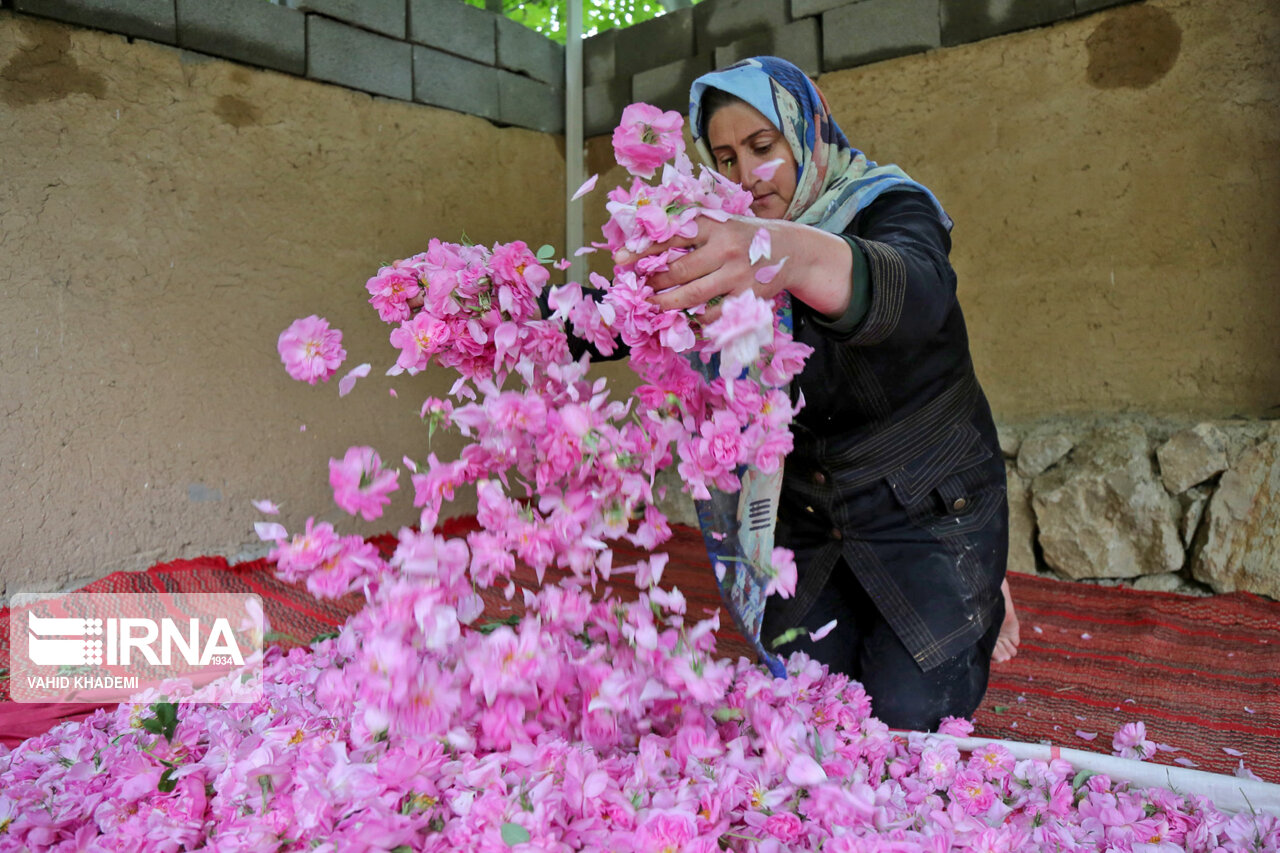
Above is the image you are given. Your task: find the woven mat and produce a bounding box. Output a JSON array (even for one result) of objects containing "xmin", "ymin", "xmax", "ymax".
[{"xmin": 3, "ymin": 519, "xmax": 1276, "ymax": 783}]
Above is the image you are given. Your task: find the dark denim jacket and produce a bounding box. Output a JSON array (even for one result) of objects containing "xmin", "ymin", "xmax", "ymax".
[{"xmin": 775, "ymin": 189, "xmax": 1008, "ymax": 671}]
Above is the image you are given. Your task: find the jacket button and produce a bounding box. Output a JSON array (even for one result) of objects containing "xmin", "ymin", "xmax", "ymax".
[
  {"xmin": 952, "ymin": 497, "xmax": 968, "ymax": 511},
  {"xmin": 812, "ymin": 471, "xmax": 827, "ymax": 485},
  {"xmin": 830, "ymin": 527, "xmax": 843, "ymax": 541}
]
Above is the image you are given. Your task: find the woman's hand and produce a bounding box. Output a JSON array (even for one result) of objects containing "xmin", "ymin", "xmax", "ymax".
[{"xmin": 614, "ymin": 215, "xmax": 854, "ymax": 324}]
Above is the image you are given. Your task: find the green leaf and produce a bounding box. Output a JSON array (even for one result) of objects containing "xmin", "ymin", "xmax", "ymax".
[
  {"xmin": 390, "ymin": 847, "xmax": 415, "ymax": 853},
  {"xmin": 712, "ymin": 707, "xmax": 743, "ymax": 723},
  {"xmin": 142, "ymin": 701, "xmax": 180, "ymax": 742},
  {"xmin": 158, "ymin": 767, "xmax": 177, "ymax": 794},
  {"xmin": 1072, "ymin": 769, "xmax": 1097, "ymax": 791},
  {"xmin": 769, "ymin": 627, "xmax": 806, "ymax": 649},
  {"xmin": 264, "ymin": 630, "xmax": 307, "ymax": 645},
  {"xmin": 992, "ymin": 705, "xmax": 1010, "ymax": 714},
  {"xmin": 311, "ymin": 630, "xmax": 340, "ymax": 643},
  {"xmin": 500, "ymin": 822, "xmax": 531, "ymax": 846},
  {"xmin": 476, "ymin": 614, "xmax": 521, "ymax": 634},
  {"xmin": 535, "ymin": 243, "xmax": 556, "ymax": 261}
]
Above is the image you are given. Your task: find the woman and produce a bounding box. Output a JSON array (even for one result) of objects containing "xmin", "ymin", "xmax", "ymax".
[{"xmin": 618, "ymin": 57, "xmax": 1014, "ymax": 730}]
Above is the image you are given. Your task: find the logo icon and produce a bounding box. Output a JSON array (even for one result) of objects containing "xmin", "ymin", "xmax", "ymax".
[{"xmin": 27, "ymin": 614, "xmax": 105, "ymax": 667}]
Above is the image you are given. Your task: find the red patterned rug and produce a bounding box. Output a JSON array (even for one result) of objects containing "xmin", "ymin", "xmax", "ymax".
[{"xmin": 3, "ymin": 518, "xmax": 1276, "ymax": 783}]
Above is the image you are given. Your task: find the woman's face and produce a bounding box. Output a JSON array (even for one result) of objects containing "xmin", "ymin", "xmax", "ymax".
[{"xmin": 706, "ymin": 100, "xmax": 798, "ymax": 220}]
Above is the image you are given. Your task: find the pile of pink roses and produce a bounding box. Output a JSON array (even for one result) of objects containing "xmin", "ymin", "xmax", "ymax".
[{"xmin": 1, "ymin": 103, "xmax": 1276, "ymax": 852}]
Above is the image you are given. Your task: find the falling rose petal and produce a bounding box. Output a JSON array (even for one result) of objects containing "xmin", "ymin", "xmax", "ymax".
[
  {"xmin": 1174, "ymin": 757, "xmax": 1200, "ymax": 768},
  {"xmin": 809, "ymin": 620, "xmax": 838, "ymax": 642},
  {"xmin": 554, "ymin": 258, "xmax": 572, "ymax": 270},
  {"xmin": 254, "ymin": 521, "xmax": 287, "ymax": 542},
  {"xmin": 711, "ymin": 531, "xmax": 726, "ymax": 541},
  {"xmin": 386, "ymin": 364, "xmax": 405, "ymax": 377},
  {"xmin": 389, "ymin": 388, "xmax": 398, "ymax": 398},
  {"xmin": 251, "ymin": 499, "xmax": 280, "ymax": 515},
  {"xmin": 1017, "ymin": 696, "xmax": 1027, "ymax": 703},
  {"xmin": 1235, "ymin": 761, "xmax": 1263, "ymax": 782},
  {"xmin": 749, "ymin": 227, "xmax": 771, "ymax": 265},
  {"xmin": 1081, "ymin": 633, "xmax": 1092, "ymax": 640},
  {"xmin": 299, "ymin": 424, "xmax": 307, "ymax": 432},
  {"xmin": 715, "ymin": 562, "xmax": 727, "ymax": 583},
  {"xmin": 1124, "ymin": 698, "xmax": 1136, "ymax": 703},
  {"xmin": 1011, "ymin": 722, "xmax": 1019, "ymax": 729},
  {"xmin": 1075, "ymin": 715, "xmax": 1087, "ymax": 722},
  {"xmin": 752, "ymin": 157, "xmax": 785, "ymax": 182},
  {"xmin": 571, "ymin": 173, "xmax": 599, "ymax": 201},
  {"xmin": 574, "ymin": 246, "xmax": 597, "ymax": 256},
  {"xmin": 1033, "ymin": 625, "xmax": 1043, "ymax": 634},
  {"xmin": 338, "ymin": 362, "xmax": 372, "ymax": 397},
  {"xmin": 1223, "ymin": 747, "xmax": 1245, "ymax": 757},
  {"xmin": 1155, "ymin": 743, "xmax": 1180, "ymax": 753},
  {"xmin": 1244, "ymin": 706, "xmax": 1255, "ymax": 714},
  {"xmin": 755, "ymin": 256, "xmax": 787, "ymax": 284},
  {"xmin": 1075, "ymin": 730, "xmax": 1098, "ymax": 741}
]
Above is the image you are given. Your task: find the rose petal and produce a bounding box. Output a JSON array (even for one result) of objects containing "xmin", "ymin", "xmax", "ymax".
[
  {"xmin": 574, "ymin": 246, "xmax": 597, "ymax": 256},
  {"xmin": 554, "ymin": 258, "xmax": 572, "ymax": 270},
  {"xmin": 1075, "ymin": 730, "xmax": 1098, "ymax": 741},
  {"xmin": 339, "ymin": 362, "xmax": 372, "ymax": 397},
  {"xmin": 752, "ymin": 158, "xmax": 785, "ymax": 182},
  {"xmin": 1174, "ymin": 757, "xmax": 1200, "ymax": 768},
  {"xmin": 571, "ymin": 173, "xmax": 599, "ymax": 201},
  {"xmin": 754, "ymin": 256, "xmax": 788, "ymax": 284},
  {"xmin": 749, "ymin": 227, "xmax": 771, "ymax": 265},
  {"xmin": 1223, "ymin": 747, "xmax": 1245, "ymax": 757},
  {"xmin": 254, "ymin": 522, "xmax": 287, "ymax": 542},
  {"xmin": 809, "ymin": 619, "xmax": 837, "ymax": 642},
  {"xmin": 252, "ymin": 499, "xmax": 280, "ymax": 515},
  {"xmin": 1235, "ymin": 761, "xmax": 1263, "ymax": 782},
  {"xmin": 714, "ymin": 562, "xmax": 726, "ymax": 583},
  {"xmin": 389, "ymin": 388, "xmax": 398, "ymax": 398},
  {"xmin": 299, "ymin": 424, "xmax": 307, "ymax": 432},
  {"xmin": 1081, "ymin": 632, "xmax": 1092, "ymax": 640}
]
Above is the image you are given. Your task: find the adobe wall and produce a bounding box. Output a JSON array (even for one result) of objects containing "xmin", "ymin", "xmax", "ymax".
[{"xmin": 0, "ymin": 13, "xmax": 564, "ymax": 594}]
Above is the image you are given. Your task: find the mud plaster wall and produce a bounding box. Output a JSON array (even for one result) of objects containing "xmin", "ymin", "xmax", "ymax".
[
  {"xmin": 584, "ymin": 0, "xmax": 1280, "ymax": 425},
  {"xmin": 0, "ymin": 13, "xmax": 565, "ymax": 594}
]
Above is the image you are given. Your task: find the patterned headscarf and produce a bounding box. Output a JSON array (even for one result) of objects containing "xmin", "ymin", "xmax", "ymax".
[{"xmin": 689, "ymin": 56, "xmax": 951, "ymax": 233}]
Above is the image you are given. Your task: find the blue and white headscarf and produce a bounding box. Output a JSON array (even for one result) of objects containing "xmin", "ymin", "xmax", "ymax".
[
  {"xmin": 683, "ymin": 58, "xmax": 950, "ymax": 677},
  {"xmin": 689, "ymin": 56, "xmax": 951, "ymax": 233}
]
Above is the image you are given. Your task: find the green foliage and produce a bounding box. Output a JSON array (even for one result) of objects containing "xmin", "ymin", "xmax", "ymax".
[{"xmin": 466, "ymin": 0, "xmax": 702, "ymax": 44}]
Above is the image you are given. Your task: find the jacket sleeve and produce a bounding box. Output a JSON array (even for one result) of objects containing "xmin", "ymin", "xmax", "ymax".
[{"xmin": 825, "ymin": 189, "xmax": 957, "ymax": 349}]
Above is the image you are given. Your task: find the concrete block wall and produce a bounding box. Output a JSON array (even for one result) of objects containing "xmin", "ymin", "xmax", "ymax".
[
  {"xmin": 5, "ymin": 0, "xmax": 1140, "ymax": 137},
  {"xmin": 7, "ymin": 0, "xmax": 565, "ymax": 133},
  {"xmin": 582, "ymin": 0, "xmax": 1139, "ymax": 137}
]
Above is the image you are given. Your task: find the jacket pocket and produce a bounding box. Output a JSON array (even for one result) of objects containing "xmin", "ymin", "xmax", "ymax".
[{"xmin": 885, "ymin": 423, "xmax": 1001, "ymax": 537}]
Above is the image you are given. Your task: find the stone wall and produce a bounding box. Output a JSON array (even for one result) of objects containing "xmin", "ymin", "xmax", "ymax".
[
  {"xmin": 0, "ymin": 13, "xmax": 564, "ymax": 595},
  {"xmin": 1003, "ymin": 418, "xmax": 1279, "ymax": 599}
]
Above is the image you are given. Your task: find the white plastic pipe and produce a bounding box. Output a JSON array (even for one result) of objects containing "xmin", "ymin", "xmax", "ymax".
[
  {"xmin": 932, "ymin": 733, "xmax": 1280, "ymax": 816},
  {"xmin": 564, "ymin": 0, "xmax": 586, "ymax": 285}
]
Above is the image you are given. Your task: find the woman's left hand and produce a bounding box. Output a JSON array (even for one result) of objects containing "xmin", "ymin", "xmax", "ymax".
[{"xmin": 614, "ymin": 214, "xmax": 854, "ymax": 324}]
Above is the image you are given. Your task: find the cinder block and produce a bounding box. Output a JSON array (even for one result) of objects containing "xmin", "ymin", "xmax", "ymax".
[
  {"xmin": 408, "ymin": 0, "xmax": 496, "ymax": 66},
  {"xmin": 694, "ymin": 0, "xmax": 790, "ymax": 54},
  {"xmin": 614, "ymin": 7, "xmax": 695, "ymax": 80},
  {"xmin": 497, "ymin": 68, "xmax": 563, "ymax": 133},
  {"xmin": 1075, "ymin": 0, "xmax": 1134, "ymax": 12},
  {"xmin": 287, "ymin": 0, "xmax": 404, "ymax": 39},
  {"xmin": 307, "ymin": 16, "xmax": 412, "ymax": 100},
  {"xmin": 14, "ymin": 0, "xmax": 175, "ymax": 43},
  {"xmin": 791, "ymin": 0, "xmax": 859, "ymax": 17},
  {"xmin": 712, "ymin": 17, "xmax": 820, "ymax": 78},
  {"xmin": 822, "ymin": 0, "xmax": 939, "ymax": 71},
  {"xmin": 583, "ymin": 28, "xmax": 615, "ymax": 86},
  {"xmin": 176, "ymin": 0, "xmax": 305, "ymax": 75},
  {"xmin": 414, "ymin": 45, "xmax": 499, "ymax": 120},
  {"xmin": 632, "ymin": 53, "xmax": 713, "ymax": 115},
  {"xmin": 941, "ymin": 0, "xmax": 1073, "ymax": 47},
  {"xmin": 495, "ymin": 16, "xmax": 564, "ymax": 85},
  {"xmin": 584, "ymin": 76, "xmax": 630, "ymax": 137}
]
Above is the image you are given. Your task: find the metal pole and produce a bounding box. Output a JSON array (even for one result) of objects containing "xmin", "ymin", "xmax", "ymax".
[{"xmin": 565, "ymin": 0, "xmax": 586, "ymax": 284}]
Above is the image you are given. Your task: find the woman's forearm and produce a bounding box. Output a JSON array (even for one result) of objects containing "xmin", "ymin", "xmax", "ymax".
[{"xmin": 767, "ymin": 220, "xmax": 854, "ymax": 321}]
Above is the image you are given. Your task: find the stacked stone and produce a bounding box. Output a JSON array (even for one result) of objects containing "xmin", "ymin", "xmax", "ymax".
[{"xmin": 1003, "ymin": 418, "xmax": 1279, "ymax": 599}]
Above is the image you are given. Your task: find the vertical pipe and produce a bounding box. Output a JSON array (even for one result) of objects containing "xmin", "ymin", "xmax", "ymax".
[{"xmin": 565, "ymin": 0, "xmax": 586, "ymax": 284}]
